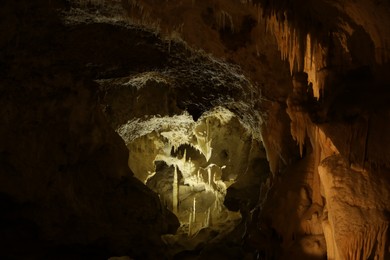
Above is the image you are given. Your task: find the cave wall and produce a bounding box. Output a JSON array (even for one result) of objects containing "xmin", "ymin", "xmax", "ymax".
[
  {"xmin": 257, "ymin": 1, "xmax": 390, "ymax": 258},
  {"xmin": 118, "ymin": 0, "xmax": 390, "ymax": 258},
  {"xmin": 0, "ymin": 1, "xmax": 179, "ymax": 258},
  {"xmin": 2, "ymin": 0, "xmax": 390, "ymax": 259}
]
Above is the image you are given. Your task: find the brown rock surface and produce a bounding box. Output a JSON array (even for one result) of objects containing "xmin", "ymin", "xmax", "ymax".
[{"xmin": 2, "ymin": 0, "xmax": 390, "ymax": 259}]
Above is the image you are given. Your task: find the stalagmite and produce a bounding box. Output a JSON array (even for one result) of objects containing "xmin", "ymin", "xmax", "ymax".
[
  {"xmin": 188, "ymin": 212, "xmax": 192, "ymax": 236},
  {"xmin": 206, "ymin": 207, "xmax": 211, "ymax": 227},
  {"xmin": 173, "ymin": 165, "xmax": 178, "ymax": 214},
  {"xmin": 213, "ymin": 190, "xmax": 220, "ymax": 213},
  {"xmin": 193, "ymin": 197, "xmax": 196, "ymax": 223},
  {"xmin": 117, "ymin": 105, "xmax": 251, "ymax": 241}
]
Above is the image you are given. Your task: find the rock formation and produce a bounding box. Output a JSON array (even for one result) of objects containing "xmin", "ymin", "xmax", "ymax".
[{"xmin": 1, "ymin": 0, "xmax": 390, "ymax": 259}]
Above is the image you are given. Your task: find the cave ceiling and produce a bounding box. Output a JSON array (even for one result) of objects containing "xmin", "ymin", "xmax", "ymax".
[{"xmin": 1, "ymin": 0, "xmax": 390, "ymax": 259}]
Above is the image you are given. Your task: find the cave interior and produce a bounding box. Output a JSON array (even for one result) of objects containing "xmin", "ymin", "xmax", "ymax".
[{"xmin": 1, "ymin": 0, "xmax": 390, "ymax": 259}]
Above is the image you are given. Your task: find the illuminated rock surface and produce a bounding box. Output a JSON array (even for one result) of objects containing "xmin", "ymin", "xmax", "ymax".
[
  {"xmin": 319, "ymin": 155, "xmax": 390, "ymax": 259},
  {"xmin": 1, "ymin": 0, "xmax": 390, "ymax": 259}
]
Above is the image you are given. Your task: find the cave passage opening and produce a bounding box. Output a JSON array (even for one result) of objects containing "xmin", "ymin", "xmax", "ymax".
[{"xmin": 116, "ymin": 106, "xmax": 267, "ymax": 241}]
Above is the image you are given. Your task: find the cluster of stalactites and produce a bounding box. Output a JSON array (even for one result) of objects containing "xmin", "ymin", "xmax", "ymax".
[
  {"xmin": 287, "ymin": 110, "xmax": 309, "ymax": 157},
  {"xmin": 265, "ymin": 12, "xmax": 327, "ymax": 99},
  {"xmin": 165, "ymin": 150, "xmax": 224, "ymax": 237},
  {"xmin": 216, "ymin": 10, "xmax": 235, "ymax": 32}
]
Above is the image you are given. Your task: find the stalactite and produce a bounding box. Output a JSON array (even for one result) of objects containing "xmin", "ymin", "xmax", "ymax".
[
  {"xmin": 205, "ymin": 119, "xmax": 212, "ymax": 162},
  {"xmin": 188, "ymin": 157, "xmax": 192, "ymax": 175},
  {"xmin": 217, "ymin": 10, "xmax": 235, "ymax": 32},
  {"xmin": 305, "ymin": 34, "xmax": 319, "ymax": 98},
  {"xmin": 265, "ymin": 11, "xmax": 328, "ymax": 99},
  {"xmin": 172, "ymin": 165, "xmax": 178, "ymax": 214},
  {"xmin": 288, "ymin": 111, "xmax": 308, "ymax": 157},
  {"xmin": 182, "ymin": 148, "xmax": 187, "ymax": 163}
]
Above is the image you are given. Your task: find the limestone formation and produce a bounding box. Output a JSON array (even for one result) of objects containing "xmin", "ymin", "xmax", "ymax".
[{"xmin": 1, "ymin": 0, "xmax": 390, "ymax": 259}]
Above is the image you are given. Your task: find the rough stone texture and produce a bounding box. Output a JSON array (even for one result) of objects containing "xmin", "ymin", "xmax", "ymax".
[
  {"xmin": 260, "ymin": 153, "xmax": 327, "ymax": 259},
  {"xmin": 2, "ymin": 0, "xmax": 390, "ymax": 259},
  {"xmin": 319, "ymin": 155, "xmax": 390, "ymax": 259},
  {"xmin": 120, "ymin": 0, "xmax": 294, "ymax": 102}
]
